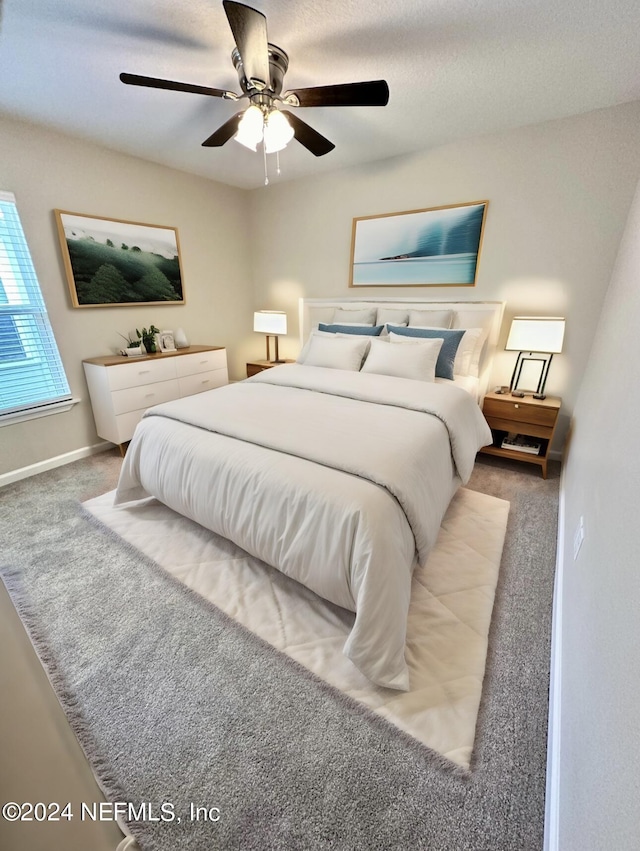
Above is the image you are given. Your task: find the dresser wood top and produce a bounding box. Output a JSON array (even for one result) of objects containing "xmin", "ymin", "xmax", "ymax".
[{"xmin": 83, "ymin": 345, "xmax": 223, "ymax": 367}]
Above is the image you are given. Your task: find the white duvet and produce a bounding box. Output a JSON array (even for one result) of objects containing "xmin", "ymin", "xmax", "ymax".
[{"xmin": 115, "ymin": 365, "xmax": 492, "ymax": 690}]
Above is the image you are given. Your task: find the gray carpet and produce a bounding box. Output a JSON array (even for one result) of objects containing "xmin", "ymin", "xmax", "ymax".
[{"xmin": 0, "ymin": 449, "xmax": 559, "ymax": 851}]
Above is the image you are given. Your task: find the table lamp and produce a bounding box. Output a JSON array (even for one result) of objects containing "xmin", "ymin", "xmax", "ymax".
[
  {"xmin": 505, "ymin": 316, "xmax": 565, "ymax": 399},
  {"xmin": 253, "ymin": 310, "xmax": 287, "ymax": 363}
]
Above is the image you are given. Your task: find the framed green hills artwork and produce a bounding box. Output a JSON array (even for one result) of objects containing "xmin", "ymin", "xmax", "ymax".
[{"xmin": 54, "ymin": 210, "xmax": 185, "ymax": 307}]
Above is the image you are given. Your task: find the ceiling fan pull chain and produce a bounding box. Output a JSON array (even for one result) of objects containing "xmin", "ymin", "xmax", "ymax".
[{"xmin": 263, "ymin": 142, "xmax": 269, "ymax": 185}]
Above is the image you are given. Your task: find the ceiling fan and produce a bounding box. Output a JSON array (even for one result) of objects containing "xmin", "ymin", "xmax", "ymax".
[{"xmin": 120, "ymin": 0, "xmax": 389, "ymax": 159}]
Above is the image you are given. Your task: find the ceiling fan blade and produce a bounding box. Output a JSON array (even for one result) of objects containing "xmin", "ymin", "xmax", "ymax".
[
  {"xmin": 202, "ymin": 112, "xmax": 244, "ymax": 147},
  {"xmin": 223, "ymin": 1, "xmax": 270, "ymax": 90},
  {"xmin": 279, "ymin": 111, "xmax": 335, "ymax": 157},
  {"xmin": 285, "ymin": 80, "xmax": 389, "ymax": 108},
  {"xmin": 120, "ymin": 72, "xmax": 230, "ymax": 98}
]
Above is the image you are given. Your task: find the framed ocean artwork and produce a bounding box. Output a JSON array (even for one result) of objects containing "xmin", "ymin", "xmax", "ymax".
[{"xmin": 349, "ymin": 200, "xmax": 488, "ymax": 288}]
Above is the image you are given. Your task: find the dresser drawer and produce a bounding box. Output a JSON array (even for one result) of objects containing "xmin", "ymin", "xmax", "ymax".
[
  {"xmin": 483, "ymin": 397, "xmax": 558, "ymax": 427},
  {"xmin": 107, "ymin": 358, "xmax": 177, "ymax": 391},
  {"xmin": 113, "ymin": 409, "xmax": 147, "ymax": 444},
  {"xmin": 178, "ymin": 369, "xmax": 227, "ymax": 397},
  {"xmin": 111, "ymin": 379, "xmax": 179, "ymax": 415},
  {"xmin": 175, "ymin": 349, "xmax": 227, "ymax": 378}
]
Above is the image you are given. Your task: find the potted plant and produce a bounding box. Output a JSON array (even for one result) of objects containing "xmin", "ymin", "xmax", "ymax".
[
  {"xmin": 118, "ymin": 333, "xmax": 143, "ymax": 357},
  {"xmin": 136, "ymin": 325, "xmax": 160, "ymax": 354}
]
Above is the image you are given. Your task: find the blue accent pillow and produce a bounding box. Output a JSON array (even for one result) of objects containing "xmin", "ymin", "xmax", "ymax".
[
  {"xmin": 387, "ymin": 326, "xmax": 465, "ymax": 380},
  {"xmin": 318, "ymin": 323, "xmax": 384, "ymax": 336}
]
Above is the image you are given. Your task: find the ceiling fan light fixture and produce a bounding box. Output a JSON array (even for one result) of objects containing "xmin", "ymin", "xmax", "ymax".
[
  {"xmin": 263, "ymin": 109, "xmax": 294, "ymax": 154},
  {"xmin": 234, "ymin": 104, "xmax": 264, "ymax": 151}
]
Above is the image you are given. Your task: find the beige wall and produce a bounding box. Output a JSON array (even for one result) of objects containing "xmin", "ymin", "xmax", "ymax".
[
  {"xmin": 557, "ymin": 177, "xmax": 640, "ymax": 849},
  {"xmin": 3, "ymin": 101, "xmax": 640, "ymax": 475},
  {"xmin": 0, "ymin": 115, "xmax": 252, "ymax": 475},
  {"xmin": 248, "ymin": 101, "xmax": 640, "ymax": 451}
]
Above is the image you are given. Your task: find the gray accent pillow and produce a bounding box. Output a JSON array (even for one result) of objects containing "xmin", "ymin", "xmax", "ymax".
[{"xmin": 318, "ymin": 323, "xmax": 384, "ymax": 336}]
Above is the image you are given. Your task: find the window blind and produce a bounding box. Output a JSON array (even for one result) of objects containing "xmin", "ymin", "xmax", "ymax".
[{"xmin": 0, "ymin": 191, "xmax": 72, "ymax": 419}]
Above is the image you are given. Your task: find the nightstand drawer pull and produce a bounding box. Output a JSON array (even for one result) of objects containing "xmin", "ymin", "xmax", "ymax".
[{"xmin": 514, "ymin": 403, "xmax": 519, "ymax": 408}]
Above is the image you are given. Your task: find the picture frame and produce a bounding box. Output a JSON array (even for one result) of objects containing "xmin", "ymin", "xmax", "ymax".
[
  {"xmin": 349, "ymin": 200, "xmax": 488, "ymax": 288},
  {"xmin": 54, "ymin": 210, "xmax": 185, "ymax": 308},
  {"xmin": 158, "ymin": 330, "xmax": 177, "ymax": 352}
]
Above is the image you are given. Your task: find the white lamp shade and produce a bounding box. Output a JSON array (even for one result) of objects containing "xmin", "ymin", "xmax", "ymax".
[
  {"xmin": 263, "ymin": 109, "xmax": 294, "ymax": 154},
  {"xmin": 505, "ymin": 317, "xmax": 565, "ymax": 353},
  {"xmin": 254, "ymin": 310, "xmax": 287, "ymax": 335},
  {"xmin": 235, "ymin": 105, "xmax": 264, "ymax": 151}
]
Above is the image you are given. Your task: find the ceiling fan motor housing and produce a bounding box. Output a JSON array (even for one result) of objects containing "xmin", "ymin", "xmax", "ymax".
[{"xmin": 232, "ymin": 43, "xmax": 289, "ymax": 100}]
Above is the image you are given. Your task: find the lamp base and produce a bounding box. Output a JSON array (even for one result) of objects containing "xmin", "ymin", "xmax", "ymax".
[
  {"xmin": 532, "ymin": 393, "xmax": 547, "ymax": 400},
  {"xmin": 265, "ymin": 334, "xmax": 283, "ymax": 363}
]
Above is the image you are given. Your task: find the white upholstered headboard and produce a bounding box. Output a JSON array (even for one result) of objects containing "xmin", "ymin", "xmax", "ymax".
[{"xmin": 299, "ymin": 297, "xmax": 505, "ymax": 399}]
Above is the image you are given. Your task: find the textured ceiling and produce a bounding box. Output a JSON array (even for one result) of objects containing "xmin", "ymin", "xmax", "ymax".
[{"xmin": 1, "ymin": 0, "xmax": 640, "ymax": 190}]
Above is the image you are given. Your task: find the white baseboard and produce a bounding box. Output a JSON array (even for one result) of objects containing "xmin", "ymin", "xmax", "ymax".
[
  {"xmin": 0, "ymin": 442, "xmax": 113, "ymax": 488},
  {"xmin": 544, "ymin": 466, "xmax": 566, "ymax": 851}
]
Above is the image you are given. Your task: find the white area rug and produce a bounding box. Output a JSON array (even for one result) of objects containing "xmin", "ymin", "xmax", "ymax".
[{"xmin": 84, "ymin": 487, "xmax": 508, "ymax": 768}]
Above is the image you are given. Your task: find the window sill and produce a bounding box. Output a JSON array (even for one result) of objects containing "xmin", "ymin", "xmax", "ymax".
[{"xmin": 0, "ymin": 398, "xmax": 81, "ymax": 427}]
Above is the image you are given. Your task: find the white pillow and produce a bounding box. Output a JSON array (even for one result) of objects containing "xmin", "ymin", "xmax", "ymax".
[
  {"xmin": 453, "ymin": 328, "xmax": 485, "ymax": 376},
  {"xmin": 297, "ymin": 328, "xmax": 378, "ymax": 364},
  {"xmin": 451, "ymin": 311, "xmax": 491, "ymax": 377},
  {"xmin": 332, "ymin": 307, "xmax": 377, "ymax": 325},
  {"xmin": 303, "ymin": 334, "xmax": 370, "ymax": 371},
  {"xmin": 361, "ymin": 337, "xmax": 443, "ymax": 382},
  {"xmin": 408, "ymin": 309, "xmax": 453, "ymax": 329},
  {"xmin": 296, "ymin": 329, "xmax": 333, "ymax": 363},
  {"xmin": 376, "ymin": 308, "xmax": 410, "ymax": 326}
]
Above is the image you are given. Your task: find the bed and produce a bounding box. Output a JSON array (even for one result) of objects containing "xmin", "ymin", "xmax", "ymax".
[{"xmin": 115, "ymin": 299, "xmax": 504, "ymax": 691}]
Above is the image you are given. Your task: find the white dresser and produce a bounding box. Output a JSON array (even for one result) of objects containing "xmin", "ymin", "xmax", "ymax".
[{"xmin": 83, "ymin": 345, "xmax": 228, "ymax": 450}]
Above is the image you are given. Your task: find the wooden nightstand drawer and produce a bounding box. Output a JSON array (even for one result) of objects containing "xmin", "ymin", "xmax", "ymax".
[
  {"xmin": 483, "ymin": 397, "xmax": 558, "ymax": 427},
  {"xmin": 479, "ymin": 392, "xmax": 561, "ymax": 478}
]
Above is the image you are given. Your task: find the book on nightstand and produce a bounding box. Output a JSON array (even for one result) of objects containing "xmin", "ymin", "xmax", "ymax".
[{"xmin": 501, "ymin": 433, "xmax": 542, "ymax": 455}]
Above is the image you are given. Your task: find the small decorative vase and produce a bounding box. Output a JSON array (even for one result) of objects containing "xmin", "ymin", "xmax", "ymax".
[
  {"xmin": 125, "ymin": 346, "xmax": 143, "ymax": 357},
  {"xmin": 174, "ymin": 327, "xmax": 189, "ymax": 349},
  {"xmin": 142, "ymin": 336, "xmax": 157, "ymax": 354}
]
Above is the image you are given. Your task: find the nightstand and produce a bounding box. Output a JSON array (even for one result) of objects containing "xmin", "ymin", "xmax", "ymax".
[
  {"xmin": 246, "ymin": 359, "xmax": 295, "ymax": 377},
  {"xmin": 479, "ymin": 391, "xmax": 561, "ymax": 478}
]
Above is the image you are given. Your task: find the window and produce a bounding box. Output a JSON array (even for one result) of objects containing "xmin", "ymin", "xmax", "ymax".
[{"xmin": 0, "ymin": 191, "xmax": 72, "ymax": 423}]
